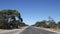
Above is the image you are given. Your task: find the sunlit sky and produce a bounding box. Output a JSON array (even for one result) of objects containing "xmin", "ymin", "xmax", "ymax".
[{"xmin": 0, "ymin": 0, "xmax": 60, "ymax": 25}]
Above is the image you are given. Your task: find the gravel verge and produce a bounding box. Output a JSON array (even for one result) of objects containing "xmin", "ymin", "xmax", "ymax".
[
  {"xmin": 34, "ymin": 27, "xmax": 60, "ymax": 34},
  {"xmin": 0, "ymin": 26, "xmax": 28, "ymax": 34}
]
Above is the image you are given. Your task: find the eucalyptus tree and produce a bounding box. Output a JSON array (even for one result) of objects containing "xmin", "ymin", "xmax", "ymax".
[
  {"xmin": 57, "ymin": 21, "xmax": 60, "ymax": 29},
  {"xmin": 0, "ymin": 9, "xmax": 23, "ymax": 29},
  {"xmin": 48, "ymin": 20, "xmax": 57, "ymax": 28}
]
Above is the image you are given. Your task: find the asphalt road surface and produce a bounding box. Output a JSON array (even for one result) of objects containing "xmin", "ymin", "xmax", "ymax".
[{"xmin": 20, "ymin": 26, "xmax": 58, "ymax": 34}]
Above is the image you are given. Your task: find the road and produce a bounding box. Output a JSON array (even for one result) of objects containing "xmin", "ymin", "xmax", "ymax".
[
  {"xmin": 20, "ymin": 26, "xmax": 58, "ymax": 34},
  {"xmin": 0, "ymin": 26, "xmax": 59, "ymax": 34}
]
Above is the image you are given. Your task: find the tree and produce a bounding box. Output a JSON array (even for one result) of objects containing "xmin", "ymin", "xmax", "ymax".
[
  {"xmin": 34, "ymin": 20, "xmax": 47, "ymax": 27},
  {"xmin": 18, "ymin": 13, "xmax": 23, "ymax": 22},
  {"xmin": 40, "ymin": 20, "xmax": 47, "ymax": 27},
  {"xmin": 0, "ymin": 9, "xmax": 23, "ymax": 29},
  {"xmin": 34, "ymin": 21, "xmax": 41, "ymax": 27},
  {"xmin": 57, "ymin": 21, "xmax": 60, "ymax": 29},
  {"xmin": 48, "ymin": 20, "xmax": 57, "ymax": 28}
]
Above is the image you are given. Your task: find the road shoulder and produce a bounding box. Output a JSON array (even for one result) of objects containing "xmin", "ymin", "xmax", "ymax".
[
  {"xmin": 0, "ymin": 26, "xmax": 28, "ymax": 34},
  {"xmin": 34, "ymin": 27, "xmax": 60, "ymax": 34}
]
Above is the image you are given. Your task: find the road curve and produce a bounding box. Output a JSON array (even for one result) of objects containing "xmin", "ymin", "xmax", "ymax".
[{"xmin": 20, "ymin": 26, "xmax": 58, "ymax": 34}]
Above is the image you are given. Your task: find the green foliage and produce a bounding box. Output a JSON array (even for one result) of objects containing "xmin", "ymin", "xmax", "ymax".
[
  {"xmin": 57, "ymin": 21, "xmax": 60, "ymax": 29},
  {"xmin": 34, "ymin": 20, "xmax": 47, "ymax": 27},
  {"xmin": 48, "ymin": 20, "xmax": 57, "ymax": 28},
  {"xmin": 20, "ymin": 22, "xmax": 28, "ymax": 27},
  {"xmin": 35, "ymin": 21, "xmax": 41, "ymax": 27},
  {"xmin": 33, "ymin": 20, "xmax": 57, "ymax": 28},
  {"xmin": 0, "ymin": 10, "xmax": 19, "ymax": 17},
  {"xmin": 0, "ymin": 9, "xmax": 23, "ymax": 29}
]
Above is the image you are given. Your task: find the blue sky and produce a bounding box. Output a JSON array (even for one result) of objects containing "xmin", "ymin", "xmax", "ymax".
[{"xmin": 0, "ymin": 0, "xmax": 60, "ymax": 25}]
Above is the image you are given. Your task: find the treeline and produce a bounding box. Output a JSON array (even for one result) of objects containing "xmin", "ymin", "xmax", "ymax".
[
  {"xmin": 33, "ymin": 17, "xmax": 60, "ymax": 29},
  {"xmin": 0, "ymin": 9, "xmax": 27, "ymax": 29}
]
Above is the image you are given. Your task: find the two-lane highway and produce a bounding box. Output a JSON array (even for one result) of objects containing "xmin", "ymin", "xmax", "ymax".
[{"xmin": 20, "ymin": 26, "xmax": 58, "ymax": 34}]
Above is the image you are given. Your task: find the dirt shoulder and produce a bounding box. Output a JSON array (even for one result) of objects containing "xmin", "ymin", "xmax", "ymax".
[
  {"xmin": 0, "ymin": 26, "xmax": 28, "ymax": 34},
  {"xmin": 34, "ymin": 27, "xmax": 60, "ymax": 34}
]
